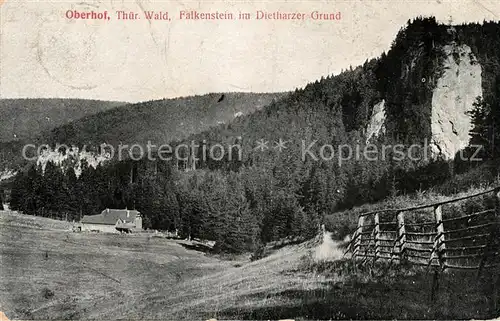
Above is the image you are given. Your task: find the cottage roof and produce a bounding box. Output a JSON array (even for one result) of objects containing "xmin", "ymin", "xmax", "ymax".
[{"xmin": 80, "ymin": 209, "xmax": 141, "ymax": 225}]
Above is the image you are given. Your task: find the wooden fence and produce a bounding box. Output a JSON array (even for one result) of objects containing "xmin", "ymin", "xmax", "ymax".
[{"xmin": 344, "ymin": 187, "xmax": 500, "ymax": 273}]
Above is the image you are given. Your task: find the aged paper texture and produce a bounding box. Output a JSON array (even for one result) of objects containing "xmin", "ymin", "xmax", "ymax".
[{"xmin": 1, "ymin": 0, "xmax": 500, "ymax": 320}]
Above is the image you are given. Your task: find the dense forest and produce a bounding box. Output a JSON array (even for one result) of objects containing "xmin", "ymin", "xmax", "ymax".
[
  {"xmin": 7, "ymin": 17, "xmax": 500, "ymax": 253},
  {"xmin": 0, "ymin": 93, "xmax": 284, "ymax": 173},
  {"xmin": 39, "ymin": 92, "xmax": 285, "ymax": 148}
]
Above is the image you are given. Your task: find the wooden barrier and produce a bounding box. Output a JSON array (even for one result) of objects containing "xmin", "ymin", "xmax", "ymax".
[
  {"xmin": 397, "ymin": 211, "xmax": 406, "ymax": 262},
  {"xmin": 434, "ymin": 205, "xmax": 445, "ymax": 270},
  {"xmin": 344, "ymin": 187, "xmax": 500, "ymax": 272}
]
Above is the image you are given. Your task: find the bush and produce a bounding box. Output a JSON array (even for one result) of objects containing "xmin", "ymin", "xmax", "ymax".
[
  {"xmin": 435, "ymin": 163, "xmax": 498, "ymax": 195},
  {"xmin": 41, "ymin": 287, "xmax": 54, "ymax": 299}
]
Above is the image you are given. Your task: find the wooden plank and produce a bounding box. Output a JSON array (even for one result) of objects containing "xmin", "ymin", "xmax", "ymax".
[
  {"xmin": 406, "ymin": 231, "xmax": 436, "ymax": 236},
  {"xmin": 353, "ymin": 215, "xmax": 365, "ymax": 259},
  {"xmin": 444, "ymin": 222, "xmax": 497, "ymax": 235},
  {"xmin": 378, "ymin": 222, "xmax": 397, "ymax": 226},
  {"xmin": 397, "ymin": 211, "xmax": 406, "ymax": 262},
  {"xmin": 374, "ymin": 212, "xmax": 380, "ymax": 262},
  {"xmin": 405, "ymin": 221, "xmax": 436, "ymax": 227},
  {"xmin": 435, "ymin": 205, "xmax": 446, "ymax": 270},
  {"xmin": 445, "ymin": 264, "xmax": 481, "ymax": 270},
  {"xmin": 406, "ymin": 240, "xmax": 434, "ymax": 245},
  {"xmin": 378, "ymin": 249, "xmax": 397, "ymax": 255},
  {"xmin": 444, "ymin": 234, "xmax": 490, "ymax": 243},
  {"xmin": 446, "ymin": 244, "xmax": 487, "ymax": 251},
  {"xmin": 406, "ymin": 246, "xmax": 433, "ymax": 253},
  {"xmin": 379, "ymin": 230, "xmax": 397, "ymax": 234},
  {"xmin": 356, "ymin": 253, "xmax": 393, "ymax": 260},
  {"xmin": 359, "ymin": 237, "xmax": 397, "ymax": 242},
  {"xmin": 441, "ymin": 209, "xmax": 495, "ymax": 223},
  {"xmin": 445, "ymin": 253, "xmax": 483, "ymax": 259}
]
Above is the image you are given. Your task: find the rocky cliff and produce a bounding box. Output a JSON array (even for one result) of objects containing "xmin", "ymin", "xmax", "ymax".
[
  {"xmin": 430, "ymin": 43, "xmax": 482, "ymax": 159},
  {"xmin": 366, "ymin": 100, "xmax": 386, "ymax": 143},
  {"xmin": 36, "ymin": 147, "xmax": 109, "ymax": 177}
]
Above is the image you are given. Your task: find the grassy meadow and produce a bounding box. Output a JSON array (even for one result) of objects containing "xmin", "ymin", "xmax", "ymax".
[{"xmin": 0, "ymin": 210, "xmax": 497, "ymax": 320}]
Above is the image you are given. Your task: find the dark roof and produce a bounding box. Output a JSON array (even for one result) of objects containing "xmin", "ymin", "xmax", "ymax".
[{"xmin": 81, "ymin": 209, "xmax": 140, "ymax": 225}]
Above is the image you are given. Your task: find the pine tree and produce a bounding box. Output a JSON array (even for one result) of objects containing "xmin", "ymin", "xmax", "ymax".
[
  {"xmin": 9, "ymin": 171, "xmax": 26, "ymax": 212},
  {"xmin": 468, "ymin": 95, "xmax": 500, "ymax": 162},
  {"xmin": 44, "ymin": 161, "xmax": 66, "ymax": 218},
  {"xmin": 66, "ymin": 167, "xmax": 80, "ymax": 220}
]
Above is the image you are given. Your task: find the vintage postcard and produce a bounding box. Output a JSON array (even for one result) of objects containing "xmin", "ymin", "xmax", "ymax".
[{"xmin": 1, "ymin": 0, "xmax": 500, "ymax": 320}]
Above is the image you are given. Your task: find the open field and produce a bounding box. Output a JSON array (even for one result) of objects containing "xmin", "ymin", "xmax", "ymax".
[
  {"xmin": 0, "ymin": 210, "xmax": 497, "ymax": 320},
  {"xmin": 0, "ymin": 211, "xmax": 233, "ymax": 319}
]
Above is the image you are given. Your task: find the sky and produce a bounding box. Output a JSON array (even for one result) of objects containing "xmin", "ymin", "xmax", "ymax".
[{"xmin": 0, "ymin": 0, "xmax": 499, "ymax": 102}]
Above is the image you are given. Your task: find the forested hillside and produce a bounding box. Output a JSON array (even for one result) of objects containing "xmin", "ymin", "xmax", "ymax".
[
  {"xmin": 0, "ymin": 93, "xmax": 284, "ymax": 173},
  {"xmin": 8, "ymin": 17, "xmax": 500, "ymax": 254},
  {"xmin": 0, "ymin": 98, "xmax": 126, "ymax": 142},
  {"xmin": 0, "ymin": 99, "xmax": 126, "ymax": 176},
  {"xmin": 38, "ymin": 92, "xmax": 285, "ymax": 147}
]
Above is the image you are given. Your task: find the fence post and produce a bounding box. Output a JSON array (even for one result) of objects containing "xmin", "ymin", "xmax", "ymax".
[
  {"xmin": 489, "ymin": 188, "xmax": 500, "ymax": 314},
  {"xmin": 397, "ymin": 211, "xmax": 406, "ymax": 262},
  {"xmin": 434, "ymin": 205, "xmax": 446, "ymax": 270},
  {"xmin": 374, "ymin": 212, "xmax": 380, "ymax": 262},
  {"xmin": 353, "ymin": 215, "xmax": 365, "ymax": 260},
  {"xmin": 478, "ymin": 189, "xmax": 499, "ymax": 280},
  {"xmin": 495, "ymin": 187, "xmax": 500, "ymax": 244}
]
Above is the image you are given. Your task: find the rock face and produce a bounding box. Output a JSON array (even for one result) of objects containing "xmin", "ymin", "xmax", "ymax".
[
  {"xmin": 430, "ymin": 44, "xmax": 482, "ymax": 159},
  {"xmin": 365, "ymin": 100, "xmax": 386, "ymax": 144},
  {"xmin": 0, "ymin": 169, "xmax": 16, "ymax": 182},
  {"xmin": 37, "ymin": 147, "xmax": 109, "ymax": 177}
]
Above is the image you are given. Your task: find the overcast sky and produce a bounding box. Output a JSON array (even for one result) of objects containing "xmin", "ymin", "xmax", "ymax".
[{"xmin": 1, "ymin": 0, "xmax": 499, "ymax": 102}]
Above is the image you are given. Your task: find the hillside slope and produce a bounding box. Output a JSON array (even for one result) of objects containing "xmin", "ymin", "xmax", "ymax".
[
  {"xmin": 40, "ymin": 92, "xmax": 286, "ymax": 147},
  {"xmin": 0, "ymin": 99, "xmax": 126, "ymax": 142}
]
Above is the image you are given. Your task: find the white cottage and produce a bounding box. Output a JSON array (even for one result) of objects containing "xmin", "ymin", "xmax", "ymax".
[{"xmin": 80, "ymin": 208, "xmax": 142, "ymax": 233}]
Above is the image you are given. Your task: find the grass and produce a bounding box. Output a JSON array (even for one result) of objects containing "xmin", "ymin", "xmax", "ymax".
[
  {"xmin": 290, "ymin": 257, "xmax": 499, "ymax": 320},
  {"xmin": 0, "ymin": 211, "xmax": 231, "ymax": 320},
  {"xmin": 0, "ymin": 210, "xmax": 498, "ymax": 320}
]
